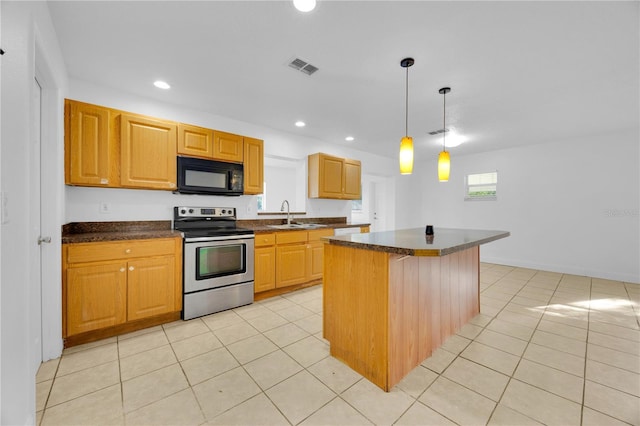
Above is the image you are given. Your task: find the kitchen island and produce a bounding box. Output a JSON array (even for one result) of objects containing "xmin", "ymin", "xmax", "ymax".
[{"xmin": 323, "ymin": 227, "xmax": 509, "ymax": 391}]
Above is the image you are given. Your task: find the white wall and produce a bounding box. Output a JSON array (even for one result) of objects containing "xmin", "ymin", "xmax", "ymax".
[
  {"xmin": 395, "ymin": 132, "xmax": 639, "ymax": 283},
  {"xmin": 65, "ymin": 79, "xmax": 396, "ymax": 223},
  {"xmin": 1, "ymin": 1, "xmax": 67, "ymax": 424}
]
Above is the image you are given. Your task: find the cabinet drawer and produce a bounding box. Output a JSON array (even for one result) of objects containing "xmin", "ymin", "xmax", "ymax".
[
  {"xmin": 307, "ymin": 228, "xmax": 334, "ymax": 241},
  {"xmin": 255, "ymin": 233, "xmax": 276, "ymax": 247},
  {"xmin": 67, "ymin": 238, "xmax": 176, "ymax": 264},
  {"xmin": 275, "ymin": 231, "xmax": 308, "ymax": 245}
]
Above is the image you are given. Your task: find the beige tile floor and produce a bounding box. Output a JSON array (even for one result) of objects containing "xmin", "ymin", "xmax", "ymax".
[{"xmin": 36, "ymin": 263, "xmax": 640, "ymax": 425}]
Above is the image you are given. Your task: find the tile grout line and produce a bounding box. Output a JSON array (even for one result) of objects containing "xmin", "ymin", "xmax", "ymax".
[
  {"xmin": 482, "ymin": 269, "xmax": 558, "ymax": 425},
  {"xmin": 36, "ymin": 268, "xmax": 639, "ymax": 425},
  {"xmin": 579, "ymin": 275, "xmax": 593, "ymax": 426}
]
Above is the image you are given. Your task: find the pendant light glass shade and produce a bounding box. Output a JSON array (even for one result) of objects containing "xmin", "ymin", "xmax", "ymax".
[
  {"xmin": 399, "ymin": 136, "xmax": 414, "ymax": 174},
  {"xmin": 438, "ymin": 150, "xmax": 450, "ymax": 182},
  {"xmin": 399, "ymin": 58, "xmax": 414, "ymax": 175}
]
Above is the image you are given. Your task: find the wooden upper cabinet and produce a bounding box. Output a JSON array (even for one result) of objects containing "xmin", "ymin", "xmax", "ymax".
[
  {"xmin": 213, "ymin": 131, "xmax": 244, "ymax": 163},
  {"xmin": 343, "ymin": 159, "xmax": 362, "ymax": 199},
  {"xmin": 177, "ymin": 123, "xmax": 214, "ymax": 158},
  {"xmin": 65, "ymin": 100, "xmax": 117, "ymax": 186},
  {"xmin": 120, "ymin": 114, "xmax": 177, "ymax": 190},
  {"xmin": 243, "ymin": 137, "xmax": 264, "ymax": 194},
  {"xmin": 308, "ymin": 153, "xmax": 361, "ymax": 199}
]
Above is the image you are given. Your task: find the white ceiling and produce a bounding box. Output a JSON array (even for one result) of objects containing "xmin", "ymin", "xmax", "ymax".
[{"xmin": 48, "ymin": 1, "xmax": 639, "ymax": 161}]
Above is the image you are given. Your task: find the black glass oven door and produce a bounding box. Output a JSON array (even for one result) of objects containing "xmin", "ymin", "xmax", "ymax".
[{"xmin": 196, "ymin": 244, "xmax": 245, "ymax": 280}]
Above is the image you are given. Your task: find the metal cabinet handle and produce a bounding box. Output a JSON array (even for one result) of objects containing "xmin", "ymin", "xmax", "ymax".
[
  {"xmin": 125, "ymin": 249, "xmax": 131, "ymax": 254},
  {"xmin": 120, "ymin": 267, "xmax": 125, "ymax": 273},
  {"xmin": 129, "ymin": 266, "xmax": 134, "ymax": 271}
]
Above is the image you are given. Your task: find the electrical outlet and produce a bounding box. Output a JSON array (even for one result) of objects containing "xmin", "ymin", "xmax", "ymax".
[{"xmin": 99, "ymin": 202, "xmax": 111, "ymax": 214}]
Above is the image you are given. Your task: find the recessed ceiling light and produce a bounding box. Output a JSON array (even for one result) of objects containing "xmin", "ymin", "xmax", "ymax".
[
  {"xmin": 295, "ymin": 121, "xmax": 306, "ymax": 127},
  {"xmin": 293, "ymin": 0, "xmax": 316, "ymax": 12},
  {"xmin": 153, "ymin": 80, "xmax": 170, "ymax": 90},
  {"xmin": 345, "ymin": 136, "xmax": 355, "ymax": 142}
]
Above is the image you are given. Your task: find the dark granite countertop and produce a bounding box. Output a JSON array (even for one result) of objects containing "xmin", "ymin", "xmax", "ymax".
[
  {"xmin": 325, "ymin": 227, "xmax": 510, "ymax": 257},
  {"xmin": 62, "ymin": 219, "xmax": 371, "ymax": 243},
  {"xmin": 237, "ymin": 218, "xmax": 370, "ymax": 233},
  {"xmin": 62, "ymin": 221, "xmax": 182, "ymax": 244}
]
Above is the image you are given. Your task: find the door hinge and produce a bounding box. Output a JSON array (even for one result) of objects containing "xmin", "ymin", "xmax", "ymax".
[{"xmin": 38, "ymin": 236, "xmax": 52, "ymax": 245}]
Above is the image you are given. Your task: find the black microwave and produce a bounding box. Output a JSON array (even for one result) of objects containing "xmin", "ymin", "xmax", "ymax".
[{"xmin": 177, "ymin": 156, "xmax": 244, "ymax": 196}]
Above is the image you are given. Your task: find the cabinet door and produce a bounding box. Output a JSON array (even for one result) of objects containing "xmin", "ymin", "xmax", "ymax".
[
  {"xmin": 120, "ymin": 114, "xmax": 177, "ymax": 190},
  {"xmin": 178, "ymin": 123, "xmax": 214, "ymax": 158},
  {"xmin": 213, "ymin": 131, "xmax": 243, "ymax": 163},
  {"xmin": 66, "ymin": 100, "xmax": 115, "ymax": 186},
  {"xmin": 319, "ymin": 155, "xmax": 345, "ymax": 198},
  {"xmin": 276, "ymin": 244, "xmax": 308, "ymax": 288},
  {"xmin": 243, "ymin": 137, "xmax": 264, "ymax": 194},
  {"xmin": 254, "ymin": 246, "xmax": 276, "ymax": 292},
  {"xmin": 343, "ymin": 159, "xmax": 361, "ymax": 199},
  {"xmin": 307, "ymin": 241, "xmax": 325, "ymax": 281},
  {"xmin": 66, "ymin": 262, "xmax": 127, "ymax": 336},
  {"xmin": 127, "ymin": 256, "xmax": 176, "ymax": 321}
]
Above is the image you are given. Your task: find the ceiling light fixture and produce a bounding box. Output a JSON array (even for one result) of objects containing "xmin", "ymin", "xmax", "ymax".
[
  {"xmin": 295, "ymin": 121, "xmax": 306, "ymax": 127},
  {"xmin": 293, "ymin": 0, "xmax": 316, "ymax": 12},
  {"xmin": 153, "ymin": 80, "xmax": 170, "ymax": 90},
  {"xmin": 345, "ymin": 136, "xmax": 354, "ymax": 142},
  {"xmin": 399, "ymin": 57, "xmax": 414, "ymax": 175},
  {"xmin": 438, "ymin": 87, "xmax": 451, "ymax": 182}
]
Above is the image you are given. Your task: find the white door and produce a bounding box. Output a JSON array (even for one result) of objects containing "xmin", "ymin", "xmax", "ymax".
[
  {"xmin": 30, "ymin": 77, "xmax": 44, "ymax": 369},
  {"xmin": 370, "ymin": 181, "xmax": 387, "ymax": 232}
]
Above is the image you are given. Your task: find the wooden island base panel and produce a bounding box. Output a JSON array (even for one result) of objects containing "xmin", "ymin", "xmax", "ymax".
[{"xmin": 323, "ymin": 227, "xmax": 509, "ymax": 391}]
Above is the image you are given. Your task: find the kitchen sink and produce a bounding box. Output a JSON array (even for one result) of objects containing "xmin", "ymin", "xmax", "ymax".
[{"xmin": 267, "ymin": 223, "xmax": 326, "ymax": 229}]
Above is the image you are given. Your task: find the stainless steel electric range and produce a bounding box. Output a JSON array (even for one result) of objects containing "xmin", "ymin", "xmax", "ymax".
[{"xmin": 173, "ymin": 206, "xmax": 254, "ymax": 320}]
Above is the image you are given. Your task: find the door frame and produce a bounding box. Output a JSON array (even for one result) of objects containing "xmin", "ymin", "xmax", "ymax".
[{"xmin": 35, "ymin": 38, "xmax": 64, "ymax": 361}]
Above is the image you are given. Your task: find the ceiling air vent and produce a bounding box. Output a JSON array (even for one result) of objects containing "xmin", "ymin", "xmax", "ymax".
[
  {"xmin": 288, "ymin": 57, "xmax": 319, "ymax": 76},
  {"xmin": 428, "ymin": 128, "xmax": 449, "ymax": 136}
]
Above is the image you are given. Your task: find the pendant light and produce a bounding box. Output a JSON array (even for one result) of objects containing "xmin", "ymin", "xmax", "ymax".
[
  {"xmin": 438, "ymin": 87, "xmax": 451, "ymax": 182},
  {"xmin": 399, "ymin": 58, "xmax": 415, "ymax": 175}
]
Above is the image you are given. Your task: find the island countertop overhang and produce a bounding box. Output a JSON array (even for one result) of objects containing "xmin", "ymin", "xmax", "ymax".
[{"xmin": 324, "ymin": 227, "xmax": 510, "ymax": 256}]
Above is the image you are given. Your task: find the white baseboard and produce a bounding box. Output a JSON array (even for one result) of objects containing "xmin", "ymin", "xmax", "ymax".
[{"xmin": 480, "ymin": 256, "xmax": 640, "ymax": 284}]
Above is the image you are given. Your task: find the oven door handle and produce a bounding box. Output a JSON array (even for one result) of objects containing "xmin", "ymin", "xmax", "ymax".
[{"xmin": 184, "ymin": 234, "xmax": 255, "ymax": 243}]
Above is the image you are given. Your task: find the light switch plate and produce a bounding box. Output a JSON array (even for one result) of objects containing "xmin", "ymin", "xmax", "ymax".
[{"xmin": 1, "ymin": 191, "xmax": 9, "ymax": 224}]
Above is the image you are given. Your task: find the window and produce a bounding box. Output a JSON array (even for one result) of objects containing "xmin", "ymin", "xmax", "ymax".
[
  {"xmin": 352, "ymin": 185, "xmax": 362, "ymax": 211},
  {"xmin": 257, "ymin": 182, "xmax": 266, "ymax": 211},
  {"xmin": 465, "ymin": 171, "xmax": 497, "ymax": 201}
]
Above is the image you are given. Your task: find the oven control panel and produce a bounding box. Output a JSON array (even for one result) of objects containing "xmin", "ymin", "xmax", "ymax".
[{"xmin": 175, "ymin": 206, "xmax": 236, "ymax": 218}]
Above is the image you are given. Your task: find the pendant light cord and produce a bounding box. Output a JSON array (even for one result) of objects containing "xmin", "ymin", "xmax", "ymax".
[
  {"xmin": 405, "ymin": 66, "xmax": 409, "ymax": 137},
  {"xmin": 443, "ymin": 90, "xmax": 446, "ymax": 151}
]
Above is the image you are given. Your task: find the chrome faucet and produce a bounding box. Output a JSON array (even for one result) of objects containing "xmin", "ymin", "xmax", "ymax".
[{"xmin": 280, "ymin": 200, "xmax": 291, "ymax": 225}]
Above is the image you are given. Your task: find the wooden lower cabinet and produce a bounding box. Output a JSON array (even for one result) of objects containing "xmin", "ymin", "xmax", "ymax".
[
  {"xmin": 255, "ymin": 228, "xmax": 334, "ymax": 294},
  {"xmin": 307, "ymin": 228, "xmax": 334, "ymax": 281},
  {"xmin": 276, "ymin": 244, "xmax": 308, "ymax": 287},
  {"xmin": 254, "ymin": 246, "xmax": 276, "ymax": 292},
  {"xmin": 63, "ymin": 237, "xmax": 182, "ymax": 342},
  {"xmin": 66, "ymin": 261, "xmax": 127, "ymax": 336},
  {"xmin": 127, "ymin": 256, "xmax": 176, "ymax": 321},
  {"xmin": 308, "ymin": 241, "xmax": 325, "ymax": 280}
]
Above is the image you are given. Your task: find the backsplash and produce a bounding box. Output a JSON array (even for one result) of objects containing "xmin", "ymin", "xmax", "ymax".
[{"xmin": 64, "ymin": 186, "xmax": 352, "ymax": 223}]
